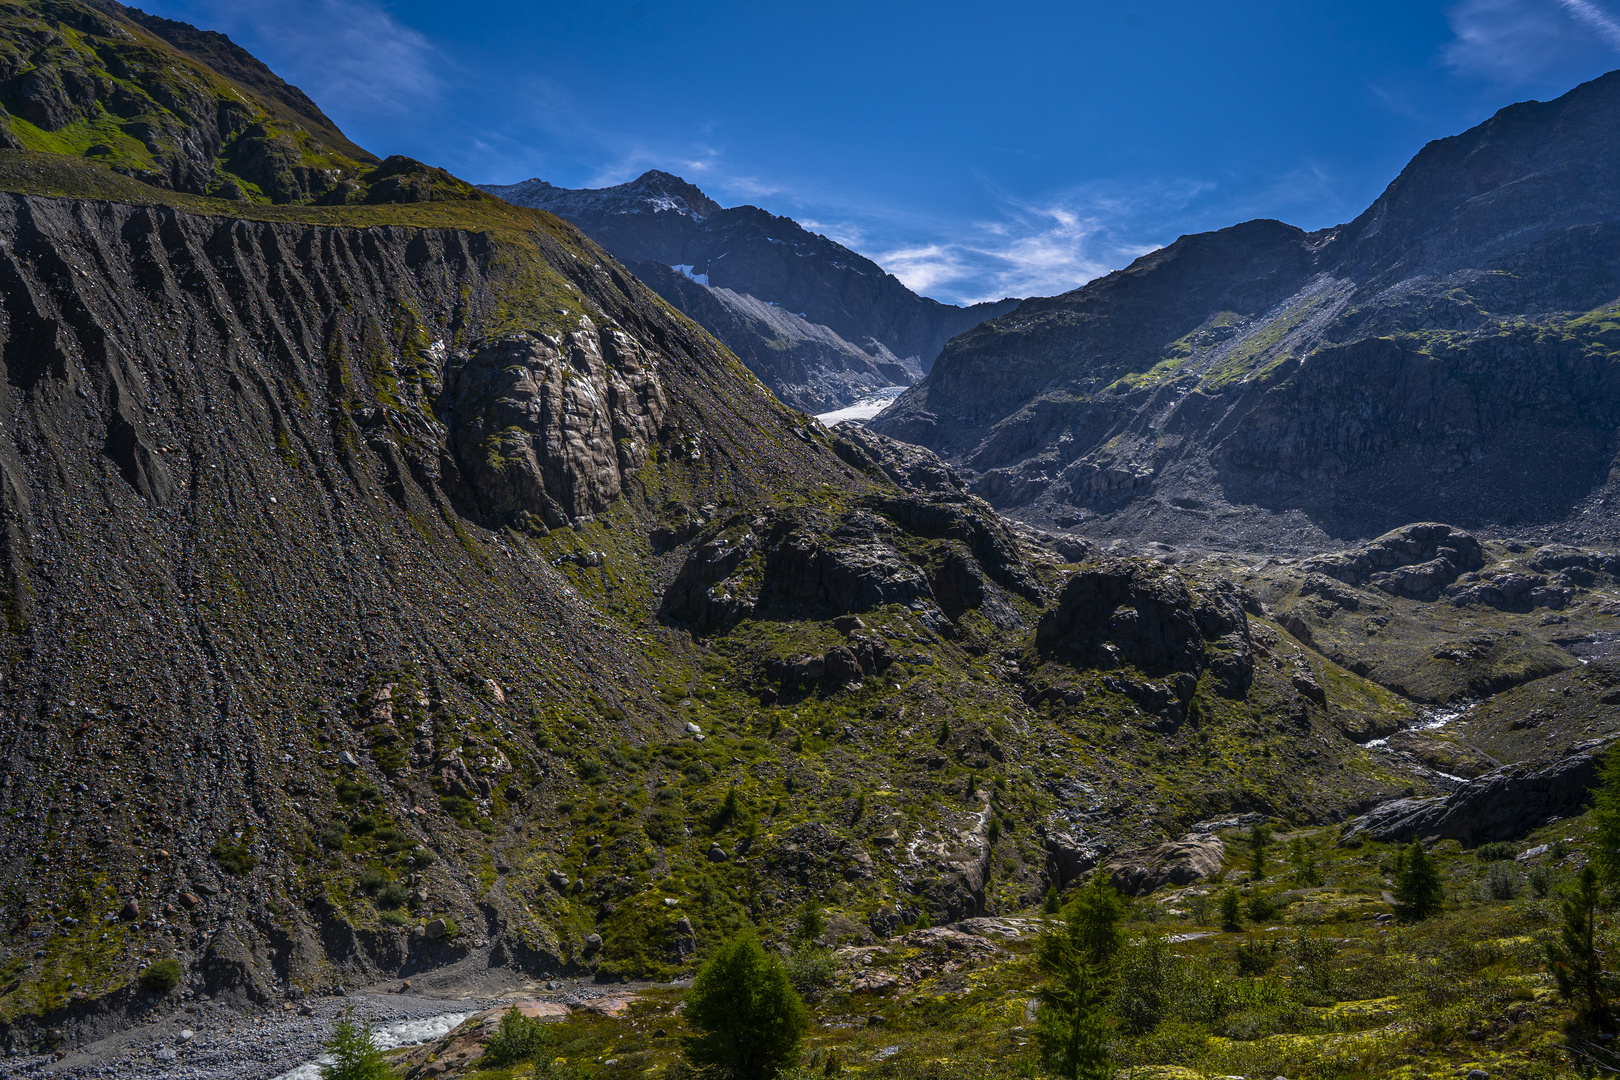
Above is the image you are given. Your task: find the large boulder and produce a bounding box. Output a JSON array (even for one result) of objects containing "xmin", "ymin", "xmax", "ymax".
[{"xmin": 1102, "ymin": 834, "xmax": 1226, "ymax": 896}]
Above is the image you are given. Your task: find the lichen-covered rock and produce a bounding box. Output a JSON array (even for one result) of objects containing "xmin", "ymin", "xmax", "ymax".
[
  {"xmin": 1103, "ymin": 834, "xmax": 1226, "ymax": 896},
  {"xmin": 448, "ymin": 327, "xmax": 665, "ymax": 530}
]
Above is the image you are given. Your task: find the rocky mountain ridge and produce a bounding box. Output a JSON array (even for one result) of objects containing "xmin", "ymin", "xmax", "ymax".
[
  {"xmin": 483, "ymin": 171, "xmax": 1019, "ymax": 412},
  {"xmin": 873, "ymin": 69, "xmax": 1620, "ymax": 548}
]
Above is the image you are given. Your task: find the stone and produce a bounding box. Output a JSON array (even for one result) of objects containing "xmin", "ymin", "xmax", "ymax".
[
  {"xmin": 177, "ymin": 892, "xmax": 200, "ymax": 909},
  {"xmin": 178, "ymin": 1030, "xmax": 194, "ymax": 1042},
  {"xmin": 1103, "ymin": 834, "xmax": 1226, "ymax": 896},
  {"xmin": 583, "ymin": 933, "xmax": 603, "ymax": 955},
  {"xmin": 337, "ymin": 751, "xmax": 360, "ymax": 767},
  {"xmin": 674, "ymin": 917, "xmax": 693, "ymax": 935},
  {"xmin": 119, "ymin": 900, "xmax": 139, "ymax": 921},
  {"xmin": 583, "ymin": 995, "xmax": 640, "ymax": 1017},
  {"xmin": 707, "ymin": 844, "xmax": 728, "ymax": 862},
  {"xmin": 425, "ymin": 918, "xmax": 447, "ymax": 940},
  {"xmin": 548, "ymin": 870, "xmax": 570, "ymax": 891},
  {"xmin": 155, "ymin": 1048, "xmax": 176, "ymax": 1062},
  {"xmin": 447, "ymin": 332, "xmax": 665, "ymax": 531}
]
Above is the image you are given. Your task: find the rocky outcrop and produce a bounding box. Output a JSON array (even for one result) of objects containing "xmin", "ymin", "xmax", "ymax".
[
  {"xmin": 661, "ymin": 489, "xmax": 1041, "ymax": 633},
  {"xmin": 483, "ymin": 171, "xmax": 1018, "ymax": 410},
  {"xmin": 1339, "ymin": 741, "xmax": 1610, "ymax": 845},
  {"xmin": 1303, "ymin": 523, "xmax": 1484, "ymax": 598},
  {"xmin": 447, "ymin": 328, "xmax": 665, "ymax": 531},
  {"xmin": 871, "ymin": 70, "xmax": 1620, "ymax": 546},
  {"xmin": 1103, "ymin": 834, "xmax": 1225, "ymax": 896},
  {"xmin": 830, "ymin": 423, "xmax": 970, "ymax": 498},
  {"xmin": 1035, "ymin": 558, "xmax": 1255, "ymax": 698}
]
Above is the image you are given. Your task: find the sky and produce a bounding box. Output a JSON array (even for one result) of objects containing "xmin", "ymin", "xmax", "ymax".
[{"xmin": 138, "ymin": 0, "xmax": 1620, "ymax": 306}]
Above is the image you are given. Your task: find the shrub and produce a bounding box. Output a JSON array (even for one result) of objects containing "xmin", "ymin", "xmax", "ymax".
[
  {"xmin": 320, "ymin": 1011, "xmax": 397, "ymax": 1080},
  {"xmin": 685, "ymin": 932, "xmax": 809, "ymax": 1080},
  {"xmin": 482, "ymin": 1006, "xmax": 553, "ymax": 1067},
  {"xmin": 140, "ymin": 958, "xmax": 182, "ymax": 994},
  {"xmin": 1484, "ymin": 862, "xmax": 1519, "ymax": 901},
  {"xmin": 1291, "ymin": 931, "xmax": 1337, "ymax": 1002},
  {"xmin": 358, "ymin": 869, "xmax": 386, "ymax": 895},
  {"xmin": 319, "ymin": 827, "xmax": 347, "ymax": 851},
  {"xmin": 1043, "ymin": 886, "xmax": 1062, "ymax": 915},
  {"xmin": 1244, "ymin": 891, "xmax": 1282, "ymax": 923},
  {"xmin": 1234, "ymin": 937, "xmax": 1279, "ymax": 976},
  {"xmin": 795, "ymin": 898, "xmax": 826, "ymax": 943},
  {"xmin": 1474, "ymin": 841, "xmax": 1516, "ymax": 862},
  {"xmin": 1113, "ymin": 932, "xmax": 1175, "ymax": 1034},
  {"xmin": 1530, "ymin": 865, "xmax": 1554, "ymax": 898},
  {"xmin": 377, "ymin": 883, "xmax": 410, "ymax": 910},
  {"xmin": 409, "ymin": 846, "xmax": 436, "ymax": 867},
  {"xmin": 211, "ymin": 837, "xmax": 257, "ymax": 877},
  {"xmin": 348, "ymin": 815, "xmax": 378, "ymax": 836},
  {"xmin": 783, "ymin": 944, "xmax": 835, "ymax": 996},
  {"xmin": 1186, "ymin": 892, "xmax": 1210, "ymax": 925}
]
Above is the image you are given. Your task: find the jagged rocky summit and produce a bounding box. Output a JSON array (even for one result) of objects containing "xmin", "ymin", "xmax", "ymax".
[
  {"xmin": 872, "ymin": 68, "xmax": 1620, "ymax": 550},
  {"xmin": 482, "ymin": 170, "xmax": 1019, "ymax": 413}
]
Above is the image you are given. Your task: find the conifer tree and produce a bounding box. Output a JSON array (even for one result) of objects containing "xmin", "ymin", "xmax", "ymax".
[
  {"xmin": 685, "ymin": 932, "xmax": 809, "ymax": 1080},
  {"xmin": 1547, "ymin": 863, "xmax": 1610, "ymax": 1023},
  {"xmin": 1218, "ymin": 887, "xmax": 1243, "ymax": 932},
  {"xmin": 1033, "ymin": 873, "xmax": 1123, "ymax": 1080},
  {"xmin": 1393, "ymin": 841, "xmax": 1443, "ymax": 921},
  {"xmin": 320, "ymin": 1011, "xmax": 397, "ymax": 1080},
  {"xmin": 1591, "ymin": 742, "xmax": 1620, "ymax": 890},
  {"xmin": 1247, "ymin": 824, "xmax": 1272, "ymax": 881}
]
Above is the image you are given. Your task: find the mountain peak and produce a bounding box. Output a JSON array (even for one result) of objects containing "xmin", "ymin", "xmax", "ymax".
[{"xmin": 482, "ymin": 169, "xmax": 721, "ymax": 221}]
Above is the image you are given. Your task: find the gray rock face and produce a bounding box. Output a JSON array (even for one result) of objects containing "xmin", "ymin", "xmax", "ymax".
[
  {"xmin": 1036, "ymin": 558, "xmax": 1255, "ymax": 696},
  {"xmin": 481, "ymin": 171, "xmax": 1019, "ymax": 410},
  {"xmin": 1103, "ymin": 834, "xmax": 1226, "ymax": 896},
  {"xmin": 447, "ymin": 328, "xmax": 665, "ymax": 531},
  {"xmin": 871, "ymin": 70, "xmax": 1620, "ymax": 546},
  {"xmin": 1339, "ymin": 742, "xmax": 1610, "ymax": 845},
  {"xmin": 1303, "ymin": 523, "xmax": 1484, "ymax": 599}
]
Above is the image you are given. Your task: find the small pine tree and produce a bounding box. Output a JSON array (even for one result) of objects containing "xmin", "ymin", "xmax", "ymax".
[
  {"xmin": 1033, "ymin": 874, "xmax": 1120, "ymax": 1080},
  {"xmin": 1218, "ymin": 887, "xmax": 1243, "ymax": 932},
  {"xmin": 320, "ymin": 1011, "xmax": 397, "ymax": 1080},
  {"xmin": 1042, "ymin": 886, "xmax": 1062, "ymax": 915},
  {"xmin": 1054, "ymin": 872, "xmax": 1126, "ymax": 973},
  {"xmin": 795, "ymin": 897, "xmax": 825, "ymax": 943},
  {"xmin": 1247, "ymin": 824, "xmax": 1272, "ymax": 881},
  {"xmin": 1593, "ymin": 743, "xmax": 1620, "ymax": 890},
  {"xmin": 1547, "ymin": 863, "xmax": 1610, "ymax": 1023},
  {"xmin": 684, "ymin": 932, "xmax": 809, "ymax": 1080},
  {"xmin": 1288, "ymin": 837, "xmax": 1322, "ymax": 887},
  {"xmin": 1393, "ymin": 841, "xmax": 1444, "ymax": 922}
]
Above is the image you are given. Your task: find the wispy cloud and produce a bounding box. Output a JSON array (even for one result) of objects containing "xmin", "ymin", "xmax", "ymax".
[
  {"xmin": 1443, "ymin": 0, "xmax": 1620, "ymax": 82},
  {"xmin": 140, "ymin": 0, "xmax": 443, "ymax": 121},
  {"xmin": 1556, "ymin": 0, "xmax": 1620, "ymax": 50},
  {"xmin": 868, "ymin": 183, "xmax": 1220, "ymax": 305}
]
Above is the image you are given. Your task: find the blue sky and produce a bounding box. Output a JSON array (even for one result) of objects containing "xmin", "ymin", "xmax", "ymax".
[{"xmin": 141, "ymin": 0, "xmax": 1620, "ymax": 305}]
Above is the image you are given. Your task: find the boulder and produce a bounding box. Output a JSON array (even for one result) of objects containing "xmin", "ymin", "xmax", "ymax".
[{"xmin": 1102, "ymin": 834, "xmax": 1226, "ymax": 896}]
